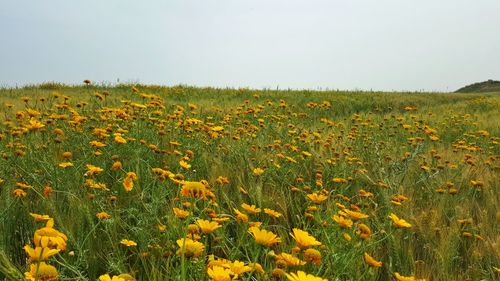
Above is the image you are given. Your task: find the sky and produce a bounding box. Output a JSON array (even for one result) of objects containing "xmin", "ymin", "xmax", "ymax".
[{"xmin": 1, "ymin": 0, "xmax": 499, "ymax": 91}]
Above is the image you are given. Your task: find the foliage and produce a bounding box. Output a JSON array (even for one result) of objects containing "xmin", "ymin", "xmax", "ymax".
[{"xmin": 0, "ymin": 85, "xmax": 498, "ymax": 280}]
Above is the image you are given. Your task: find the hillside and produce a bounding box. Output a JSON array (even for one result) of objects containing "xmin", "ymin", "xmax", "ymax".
[{"xmin": 455, "ymin": 79, "xmax": 500, "ymax": 93}]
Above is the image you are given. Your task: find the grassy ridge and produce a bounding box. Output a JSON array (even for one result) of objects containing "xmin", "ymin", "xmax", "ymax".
[
  {"xmin": 0, "ymin": 85, "xmax": 498, "ymax": 280},
  {"xmin": 455, "ymin": 80, "xmax": 500, "ymax": 93}
]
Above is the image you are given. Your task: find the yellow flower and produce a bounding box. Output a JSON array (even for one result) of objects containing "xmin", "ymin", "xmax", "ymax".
[
  {"xmin": 388, "ymin": 213, "xmax": 412, "ymax": 228},
  {"xmin": 61, "ymin": 151, "xmax": 72, "ymax": 159},
  {"xmin": 123, "ymin": 172, "xmax": 138, "ymax": 192},
  {"xmin": 285, "ymin": 270, "xmax": 328, "ymax": 281},
  {"xmin": 303, "ymin": 248, "xmax": 321, "ymax": 265},
  {"xmin": 85, "ymin": 164, "xmax": 104, "ymax": 176},
  {"xmin": 332, "ymin": 178, "xmax": 348, "ymax": 184},
  {"xmin": 26, "ymin": 118, "xmax": 45, "ymax": 130},
  {"xmin": 358, "ymin": 189, "xmax": 374, "ymax": 198},
  {"xmin": 96, "ymin": 212, "xmax": 111, "ymax": 220},
  {"xmin": 90, "ymin": 140, "xmax": 107, "ymax": 148},
  {"xmin": 241, "ymin": 203, "xmax": 261, "ymax": 214},
  {"xmin": 99, "ymin": 274, "xmax": 136, "ymax": 281},
  {"xmin": 249, "ymin": 262, "xmax": 264, "ymax": 274},
  {"xmin": 30, "ymin": 213, "xmax": 52, "ymax": 222},
  {"xmin": 233, "ymin": 208, "xmax": 249, "ymax": 222},
  {"xmin": 16, "ymin": 182, "xmax": 33, "ymax": 189},
  {"xmin": 344, "ymin": 209, "xmax": 369, "ymax": 221},
  {"xmin": 248, "ymin": 226, "xmax": 281, "ymax": 247},
  {"xmin": 34, "ymin": 220, "xmax": 68, "ymax": 250},
  {"xmin": 394, "ymin": 272, "xmax": 416, "ymax": 281},
  {"xmin": 207, "ymin": 266, "xmax": 233, "ymax": 281},
  {"xmin": 253, "ymin": 168, "xmax": 265, "ymax": 176},
  {"xmin": 391, "ymin": 194, "xmax": 409, "ymax": 205},
  {"xmin": 24, "ymin": 262, "xmax": 58, "ymax": 281},
  {"xmin": 13, "ymin": 188, "xmax": 27, "ymax": 197},
  {"xmin": 120, "ymin": 239, "xmax": 137, "ymax": 247},
  {"xmin": 290, "ymin": 228, "xmax": 321, "ymax": 249},
  {"xmin": 302, "ymin": 151, "xmax": 312, "ymax": 157},
  {"xmin": 180, "ymin": 181, "xmax": 213, "ymax": 199},
  {"xmin": 179, "ymin": 160, "xmax": 191, "ymax": 169},
  {"xmin": 58, "ymin": 162, "xmax": 74, "ymax": 168},
  {"xmin": 342, "ymin": 233, "xmax": 352, "ymax": 241},
  {"xmin": 173, "ymin": 208, "xmax": 190, "ymax": 219},
  {"xmin": 24, "ymin": 245, "xmax": 60, "ymax": 262},
  {"xmin": 99, "ymin": 275, "xmax": 124, "ymax": 281},
  {"xmin": 306, "ymin": 193, "xmax": 328, "ymax": 204},
  {"xmin": 356, "ymin": 224, "xmax": 372, "ymax": 240},
  {"xmin": 196, "ymin": 219, "xmax": 222, "ymax": 234},
  {"xmin": 176, "ymin": 238, "xmax": 205, "ymax": 258},
  {"xmin": 111, "ymin": 161, "xmax": 122, "ymax": 170},
  {"xmin": 276, "ymin": 252, "xmax": 306, "ymax": 266},
  {"xmin": 229, "ymin": 260, "xmax": 252, "ymax": 275},
  {"xmin": 332, "ymin": 215, "xmax": 353, "ymax": 228},
  {"xmin": 363, "ymin": 252, "xmax": 382, "ymax": 267},
  {"xmin": 115, "ymin": 135, "xmax": 127, "ymax": 144},
  {"xmin": 264, "ymin": 208, "xmax": 282, "ymax": 219},
  {"xmin": 272, "ymin": 268, "xmax": 287, "ymax": 278}
]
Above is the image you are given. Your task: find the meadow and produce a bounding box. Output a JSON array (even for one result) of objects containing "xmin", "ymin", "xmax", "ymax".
[{"xmin": 0, "ymin": 84, "xmax": 498, "ymax": 281}]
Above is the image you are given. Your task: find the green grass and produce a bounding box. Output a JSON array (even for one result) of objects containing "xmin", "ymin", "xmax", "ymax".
[{"xmin": 0, "ymin": 84, "xmax": 498, "ymax": 281}]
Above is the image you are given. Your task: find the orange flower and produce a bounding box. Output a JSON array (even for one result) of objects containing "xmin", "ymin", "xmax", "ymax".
[
  {"xmin": 276, "ymin": 252, "xmax": 306, "ymax": 266},
  {"xmin": 111, "ymin": 161, "xmax": 122, "ymax": 170},
  {"xmin": 388, "ymin": 213, "xmax": 412, "ymax": 228},
  {"xmin": 196, "ymin": 219, "xmax": 221, "ymax": 234},
  {"xmin": 180, "ymin": 181, "xmax": 213, "ymax": 199},
  {"xmin": 343, "ymin": 233, "xmax": 352, "ymax": 241},
  {"xmin": 264, "ymin": 208, "xmax": 282, "ymax": 219},
  {"xmin": 394, "ymin": 272, "xmax": 416, "ymax": 281},
  {"xmin": 363, "ymin": 252, "xmax": 382, "ymax": 267},
  {"xmin": 123, "ymin": 172, "xmax": 138, "ymax": 192},
  {"xmin": 176, "ymin": 238, "xmax": 204, "ymax": 258},
  {"xmin": 356, "ymin": 224, "xmax": 372, "ymax": 240},
  {"xmin": 85, "ymin": 164, "xmax": 104, "ymax": 176},
  {"xmin": 253, "ymin": 168, "xmax": 265, "ymax": 176},
  {"xmin": 30, "ymin": 213, "xmax": 52, "ymax": 222},
  {"xmin": 289, "ymin": 228, "xmax": 322, "ymax": 249},
  {"xmin": 24, "ymin": 246, "xmax": 60, "ymax": 262},
  {"xmin": 344, "ymin": 209, "xmax": 369, "ymax": 221},
  {"xmin": 332, "ymin": 215, "xmax": 353, "ymax": 228},
  {"xmin": 120, "ymin": 239, "xmax": 137, "ymax": 247},
  {"xmin": 241, "ymin": 203, "xmax": 261, "ymax": 214},
  {"xmin": 114, "ymin": 135, "xmax": 127, "ymax": 144},
  {"xmin": 306, "ymin": 193, "xmax": 328, "ymax": 204},
  {"xmin": 34, "ymin": 219, "xmax": 68, "ymax": 250},
  {"xmin": 173, "ymin": 208, "xmax": 190, "ymax": 219},
  {"xmin": 179, "ymin": 160, "xmax": 191, "ymax": 169},
  {"xmin": 285, "ymin": 271, "xmax": 327, "ymax": 281},
  {"xmin": 233, "ymin": 209, "xmax": 249, "ymax": 222},
  {"xmin": 96, "ymin": 212, "xmax": 111, "ymax": 220},
  {"xmin": 13, "ymin": 188, "xmax": 27, "ymax": 197},
  {"xmin": 248, "ymin": 226, "xmax": 281, "ymax": 247},
  {"xmin": 58, "ymin": 162, "xmax": 74, "ymax": 168},
  {"xmin": 24, "ymin": 262, "xmax": 58, "ymax": 281},
  {"xmin": 333, "ymin": 178, "xmax": 348, "ymax": 184},
  {"xmin": 303, "ymin": 248, "xmax": 322, "ymax": 265}
]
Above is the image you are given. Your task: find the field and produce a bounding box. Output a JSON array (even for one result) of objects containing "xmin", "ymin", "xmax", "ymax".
[{"xmin": 0, "ymin": 84, "xmax": 498, "ymax": 281}]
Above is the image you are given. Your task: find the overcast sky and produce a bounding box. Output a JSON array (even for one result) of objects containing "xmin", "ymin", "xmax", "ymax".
[{"xmin": 1, "ymin": 0, "xmax": 499, "ymax": 91}]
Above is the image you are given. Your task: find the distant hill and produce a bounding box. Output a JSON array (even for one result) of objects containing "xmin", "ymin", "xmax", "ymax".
[{"xmin": 455, "ymin": 80, "xmax": 500, "ymax": 93}]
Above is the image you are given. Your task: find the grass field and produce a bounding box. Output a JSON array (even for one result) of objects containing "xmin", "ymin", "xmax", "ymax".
[{"xmin": 0, "ymin": 84, "xmax": 498, "ymax": 281}]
